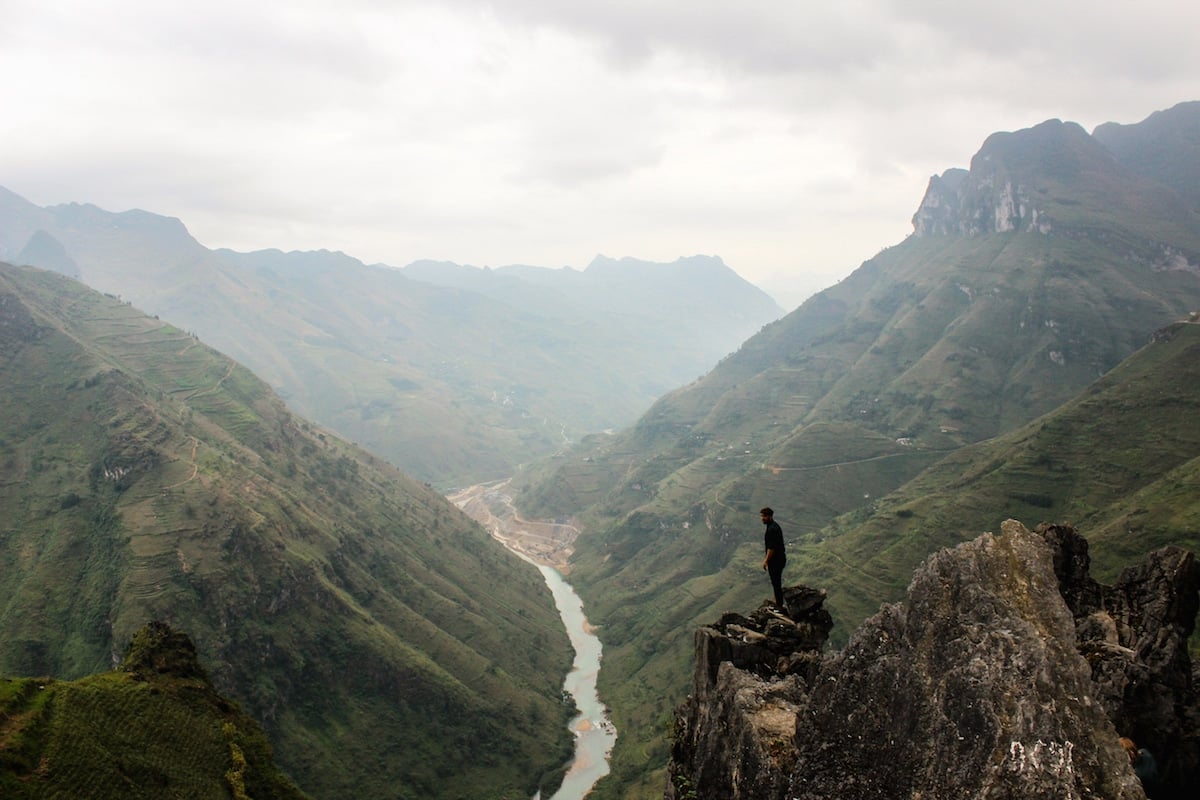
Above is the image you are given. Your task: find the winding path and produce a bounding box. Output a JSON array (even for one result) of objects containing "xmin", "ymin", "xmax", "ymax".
[{"xmin": 161, "ymin": 436, "xmax": 201, "ymax": 490}]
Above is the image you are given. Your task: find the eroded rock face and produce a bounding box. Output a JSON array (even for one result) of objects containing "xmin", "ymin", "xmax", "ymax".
[
  {"xmin": 667, "ymin": 522, "xmax": 1198, "ymax": 800},
  {"xmin": 787, "ymin": 522, "xmax": 1142, "ymax": 800},
  {"xmin": 666, "ymin": 587, "xmax": 832, "ymax": 800},
  {"xmin": 1040, "ymin": 523, "xmax": 1199, "ymax": 799}
]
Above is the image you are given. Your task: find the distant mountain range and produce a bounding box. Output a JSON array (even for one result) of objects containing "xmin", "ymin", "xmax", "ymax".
[
  {"xmin": 0, "ymin": 193, "xmax": 782, "ymax": 487},
  {"xmin": 3, "ymin": 98, "xmax": 1198, "ymax": 800},
  {"xmin": 510, "ymin": 101, "xmax": 1200, "ymax": 797},
  {"xmin": 0, "ymin": 261, "xmax": 575, "ymax": 798}
]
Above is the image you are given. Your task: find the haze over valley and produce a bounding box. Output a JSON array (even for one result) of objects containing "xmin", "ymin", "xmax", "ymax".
[
  {"xmin": 3, "ymin": 15, "xmax": 1200, "ymax": 793},
  {"xmin": 0, "ymin": 189, "xmax": 783, "ymax": 487}
]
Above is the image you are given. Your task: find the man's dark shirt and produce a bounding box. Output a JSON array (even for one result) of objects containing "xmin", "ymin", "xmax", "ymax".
[{"xmin": 764, "ymin": 519, "xmax": 785, "ymax": 565}]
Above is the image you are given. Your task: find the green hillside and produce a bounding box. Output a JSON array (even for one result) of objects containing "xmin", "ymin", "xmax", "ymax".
[
  {"xmin": 1, "ymin": 622, "xmax": 308, "ymax": 800},
  {"xmin": 511, "ymin": 108, "xmax": 1200, "ymax": 798},
  {"xmin": 0, "ymin": 261, "xmax": 574, "ymax": 799},
  {"xmin": 0, "ymin": 188, "xmax": 781, "ymax": 487},
  {"xmin": 812, "ymin": 319, "xmax": 1200, "ymax": 626}
]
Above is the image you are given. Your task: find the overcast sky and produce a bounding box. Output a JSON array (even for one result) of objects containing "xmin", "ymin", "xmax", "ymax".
[{"xmin": 4, "ymin": 1, "xmax": 1198, "ymax": 306}]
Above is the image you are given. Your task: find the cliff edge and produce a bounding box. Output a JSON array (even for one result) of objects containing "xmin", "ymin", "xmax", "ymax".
[{"xmin": 667, "ymin": 521, "xmax": 1199, "ymax": 799}]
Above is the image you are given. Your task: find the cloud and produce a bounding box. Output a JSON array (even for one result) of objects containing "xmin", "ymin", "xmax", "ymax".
[{"xmin": 2, "ymin": 0, "xmax": 1198, "ymax": 295}]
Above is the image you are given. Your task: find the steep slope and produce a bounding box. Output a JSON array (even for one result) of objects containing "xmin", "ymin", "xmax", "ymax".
[
  {"xmin": 0, "ymin": 191, "xmax": 782, "ymax": 486},
  {"xmin": 1094, "ymin": 100, "xmax": 1200, "ymax": 212},
  {"xmin": 511, "ymin": 109, "xmax": 1200, "ymax": 798},
  {"xmin": 0, "ymin": 261, "xmax": 574, "ymax": 799},
  {"xmin": 806, "ymin": 319, "xmax": 1200, "ymax": 627},
  {"xmin": 1, "ymin": 622, "xmax": 310, "ymax": 800}
]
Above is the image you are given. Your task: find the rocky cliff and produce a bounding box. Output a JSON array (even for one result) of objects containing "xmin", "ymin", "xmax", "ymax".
[
  {"xmin": 909, "ymin": 121, "xmax": 1089, "ymax": 237},
  {"xmin": 910, "ymin": 115, "xmax": 1199, "ymax": 251},
  {"xmin": 667, "ymin": 521, "xmax": 1199, "ymax": 799}
]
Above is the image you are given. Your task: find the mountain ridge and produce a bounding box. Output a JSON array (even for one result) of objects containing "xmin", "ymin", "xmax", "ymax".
[
  {"xmin": 0, "ymin": 191, "xmax": 783, "ymax": 486},
  {"xmin": 0, "ymin": 260, "xmax": 575, "ymax": 799},
  {"xmin": 511, "ymin": 102, "xmax": 1200, "ymax": 798}
]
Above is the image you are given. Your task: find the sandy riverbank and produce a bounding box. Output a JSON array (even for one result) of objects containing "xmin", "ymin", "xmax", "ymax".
[{"xmin": 449, "ymin": 479, "xmax": 580, "ymax": 572}]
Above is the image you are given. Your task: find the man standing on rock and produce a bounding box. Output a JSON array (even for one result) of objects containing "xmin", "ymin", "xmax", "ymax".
[{"xmin": 761, "ymin": 507, "xmax": 786, "ymax": 609}]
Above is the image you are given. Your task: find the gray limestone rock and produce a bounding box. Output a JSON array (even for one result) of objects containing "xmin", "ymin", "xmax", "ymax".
[
  {"xmin": 1039, "ymin": 522, "xmax": 1199, "ymax": 798},
  {"xmin": 667, "ymin": 521, "xmax": 1197, "ymax": 800},
  {"xmin": 666, "ymin": 588, "xmax": 833, "ymax": 800}
]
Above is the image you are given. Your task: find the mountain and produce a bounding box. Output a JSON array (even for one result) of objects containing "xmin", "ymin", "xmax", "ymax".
[
  {"xmin": 509, "ymin": 106, "xmax": 1200, "ymax": 797},
  {"xmin": 402, "ymin": 253, "xmax": 779, "ymax": 378},
  {"xmin": 0, "ymin": 261, "xmax": 574, "ymax": 799},
  {"xmin": 807, "ymin": 319, "xmax": 1200, "ymax": 627},
  {"xmin": 1, "ymin": 622, "xmax": 310, "ymax": 799},
  {"xmin": 0, "ymin": 190, "xmax": 782, "ymax": 486},
  {"xmin": 1094, "ymin": 100, "xmax": 1200, "ymax": 212}
]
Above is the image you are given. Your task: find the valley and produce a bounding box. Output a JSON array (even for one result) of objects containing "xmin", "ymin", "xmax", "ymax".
[
  {"xmin": 0, "ymin": 193, "xmax": 784, "ymax": 487},
  {"xmin": 451, "ymin": 479, "xmax": 580, "ymax": 572},
  {"xmin": 3, "ymin": 99, "xmax": 1200, "ymax": 800},
  {"xmin": 0, "ymin": 263, "xmax": 578, "ymax": 799},
  {"xmin": 451, "ymin": 480, "xmax": 616, "ymax": 800}
]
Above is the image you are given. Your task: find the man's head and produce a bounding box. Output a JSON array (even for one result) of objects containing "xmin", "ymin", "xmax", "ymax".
[{"xmin": 760, "ymin": 507, "xmax": 773, "ymax": 523}]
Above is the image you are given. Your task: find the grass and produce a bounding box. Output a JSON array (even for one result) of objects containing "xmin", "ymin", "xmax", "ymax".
[
  {"xmin": 516, "ymin": 220, "xmax": 1200, "ymax": 797},
  {"xmin": 0, "ymin": 262, "xmax": 577, "ymax": 800},
  {"xmin": 0, "ymin": 624, "xmax": 309, "ymax": 800}
]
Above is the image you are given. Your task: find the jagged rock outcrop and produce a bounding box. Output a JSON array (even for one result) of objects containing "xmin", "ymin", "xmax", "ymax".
[
  {"xmin": 909, "ymin": 121, "xmax": 1085, "ymax": 237},
  {"xmin": 120, "ymin": 619, "xmax": 211, "ymax": 682},
  {"xmin": 667, "ymin": 587, "xmax": 833, "ymax": 800},
  {"xmin": 667, "ymin": 521, "xmax": 1199, "ymax": 800},
  {"xmin": 1041, "ymin": 523, "xmax": 1200, "ymax": 796}
]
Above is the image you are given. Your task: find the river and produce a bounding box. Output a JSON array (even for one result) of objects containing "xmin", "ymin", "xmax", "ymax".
[
  {"xmin": 448, "ymin": 481, "xmax": 616, "ymax": 800},
  {"xmin": 534, "ymin": 564, "xmax": 617, "ymax": 800}
]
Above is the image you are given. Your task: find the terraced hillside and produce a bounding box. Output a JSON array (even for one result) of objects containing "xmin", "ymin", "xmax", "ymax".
[
  {"xmin": 1, "ymin": 622, "xmax": 309, "ymax": 799},
  {"xmin": 0, "ymin": 261, "xmax": 574, "ymax": 800},
  {"xmin": 811, "ymin": 318, "xmax": 1200, "ymax": 626}
]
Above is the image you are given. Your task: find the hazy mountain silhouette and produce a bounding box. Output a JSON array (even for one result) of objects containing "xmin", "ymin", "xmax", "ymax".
[{"xmin": 0, "ymin": 191, "xmax": 781, "ymax": 485}]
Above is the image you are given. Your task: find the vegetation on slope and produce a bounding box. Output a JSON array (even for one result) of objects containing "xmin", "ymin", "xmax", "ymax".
[
  {"xmin": 513, "ymin": 109, "xmax": 1200, "ymax": 798},
  {"xmin": 813, "ymin": 320, "xmax": 1200, "ymax": 625},
  {"xmin": 0, "ymin": 262, "xmax": 574, "ymax": 799},
  {"xmin": 1, "ymin": 622, "xmax": 308, "ymax": 800},
  {"xmin": 0, "ymin": 187, "xmax": 781, "ymax": 487}
]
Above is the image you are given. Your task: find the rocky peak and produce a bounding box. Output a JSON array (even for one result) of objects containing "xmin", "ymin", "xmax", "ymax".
[
  {"xmin": 120, "ymin": 620, "xmax": 211, "ymax": 683},
  {"xmin": 667, "ymin": 521, "xmax": 1199, "ymax": 800},
  {"xmin": 669, "ymin": 587, "xmax": 833, "ymax": 800},
  {"xmin": 911, "ymin": 119, "xmax": 1111, "ymax": 237}
]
